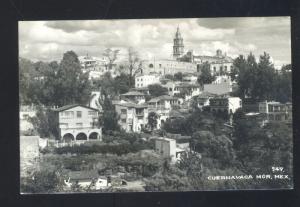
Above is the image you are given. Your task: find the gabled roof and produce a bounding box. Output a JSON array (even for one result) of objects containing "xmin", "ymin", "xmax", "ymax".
[
  {"xmin": 53, "ymin": 104, "xmax": 99, "ymax": 112},
  {"xmin": 148, "ymin": 95, "xmax": 179, "ymax": 103}
]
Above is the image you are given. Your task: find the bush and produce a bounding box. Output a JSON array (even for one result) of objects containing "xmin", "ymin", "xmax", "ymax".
[{"xmin": 54, "ymin": 143, "xmax": 151, "ymax": 156}]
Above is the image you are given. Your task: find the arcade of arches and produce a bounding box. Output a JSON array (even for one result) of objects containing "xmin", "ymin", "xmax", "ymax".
[{"xmin": 62, "ymin": 131, "xmax": 101, "ymax": 142}]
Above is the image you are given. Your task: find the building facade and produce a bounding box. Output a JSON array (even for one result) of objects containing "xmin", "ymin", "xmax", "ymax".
[
  {"xmin": 209, "ymin": 96, "xmax": 242, "ymax": 114},
  {"xmin": 114, "ymin": 102, "xmax": 148, "ymax": 133},
  {"xmin": 54, "ymin": 105, "xmax": 102, "ymax": 142},
  {"xmin": 147, "ymin": 95, "xmax": 180, "ymax": 129},
  {"xmin": 141, "ymin": 59, "xmax": 197, "ymax": 75},
  {"xmin": 258, "ymin": 101, "xmax": 292, "ymax": 123},
  {"xmin": 135, "ymin": 74, "xmax": 160, "ymax": 88},
  {"xmin": 154, "ymin": 137, "xmax": 187, "ymax": 164}
]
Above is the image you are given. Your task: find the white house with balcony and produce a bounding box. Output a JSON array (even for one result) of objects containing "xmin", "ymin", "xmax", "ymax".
[
  {"xmin": 114, "ymin": 101, "xmax": 148, "ymax": 133},
  {"xmin": 258, "ymin": 101, "xmax": 292, "ymax": 123},
  {"xmin": 54, "ymin": 104, "xmax": 102, "ymax": 142},
  {"xmin": 147, "ymin": 95, "xmax": 180, "ymax": 129},
  {"xmin": 209, "ymin": 96, "xmax": 242, "ymax": 114}
]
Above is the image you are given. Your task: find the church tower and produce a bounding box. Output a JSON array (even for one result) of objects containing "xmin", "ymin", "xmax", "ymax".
[{"xmin": 173, "ymin": 26, "xmax": 184, "ymax": 59}]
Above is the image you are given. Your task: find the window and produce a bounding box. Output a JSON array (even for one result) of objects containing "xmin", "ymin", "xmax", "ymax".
[
  {"xmin": 213, "ymin": 67, "xmax": 216, "ymax": 72},
  {"xmin": 62, "ymin": 111, "xmax": 74, "ymax": 118},
  {"xmin": 121, "ymin": 119, "xmax": 126, "ymax": 123},
  {"xmin": 121, "ymin": 109, "xmax": 127, "ymax": 114},
  {"xmin": 149, "ymin": 64, "xmax": 154, "ymax": 68},
  {"xmin": 77, "ymin": 111, "xmax": 82, "ymax": 118}
]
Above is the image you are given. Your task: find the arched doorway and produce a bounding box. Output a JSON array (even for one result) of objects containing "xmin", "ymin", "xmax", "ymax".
[
  {"xmin": 76, "ymin": 132, "xmax": 87, "ymax": 140},
  {"xmin": 89, "ymin": 132, "xmax": 99, "ymax": 140},
  {"xmin": 63, "ymin": 133, "xmax": 74, "ymax": 143}
]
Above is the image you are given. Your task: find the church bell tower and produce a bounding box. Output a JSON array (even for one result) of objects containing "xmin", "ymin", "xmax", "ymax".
[{"xmin": 173, "ymin": 26, "xmax": 184, "ymax": 59}]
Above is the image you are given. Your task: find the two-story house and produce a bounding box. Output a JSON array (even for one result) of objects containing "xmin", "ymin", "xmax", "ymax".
[
  {"xmin": 54, "ymin": 104, "xmax": 102, "ymax": 142},
  {"xmin": 114, "ymin": 102, "xmax": 148, "ymax": 132},
  {"xmin": 258, "ymin": 101, "xmax": 292, "ymax": 123},
  {"xmin": 209, "ymin": 96, "xmax": 242, "ymax": 114},
  {"xmin": 147, "ymin": 95, "xmax": 180, "ymax": 129}
]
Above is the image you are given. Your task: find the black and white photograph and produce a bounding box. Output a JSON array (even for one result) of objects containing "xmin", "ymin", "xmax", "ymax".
[{"xmin": 19, "ymin": 17, "xmax": 293, "ymax": 193}]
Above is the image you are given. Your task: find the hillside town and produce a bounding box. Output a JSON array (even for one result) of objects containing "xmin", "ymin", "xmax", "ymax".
[{"xmin": 20, "ymin": 23, "xmax": 293, "ymax": 193}]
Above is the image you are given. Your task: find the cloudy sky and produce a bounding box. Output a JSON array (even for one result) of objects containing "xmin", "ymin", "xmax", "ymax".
[{"xmin": 19, "ymin": 17, "xmax": 291, "ymax": 68}]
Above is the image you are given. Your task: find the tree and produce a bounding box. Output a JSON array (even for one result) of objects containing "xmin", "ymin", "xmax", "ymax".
[
  {"xmin": 20, "ymin": 170, "xmax": 64, "ymax": 193},
  {"xmin": 197, "ymin": 62, "xmax": 215, "ymax": 85},
  {"xmin": 29, "ymin": 105, "xmax": 59, "ymax": 139},
  {"xmin": 230, "ymin": 55, "xmax": 247, "ymax": 81},
  {"xmin": 114, "ymin": 73, "xmax": 132, "ymax": 95},
  {"xmin": 148, "ymin": 112, "xmax": 158, "ymax": 131},
  {"xmin": 126, "ymin": 47, "xmax": 141, "ymax": 88},
  {"xmin": 55, "ymin": 51, "xmax": 91, "ymax": 106},
  {"xmin": 191, "ymin": 131, "xmax": 236, "ymax": 169},
  {"xmin": 148, "ymin": 84, "xmax": 168, "ymax": 98},
  {"xmin": 97, "ymin": 90, "xmax": 120, "ymax": 133},
  {"xmin": 103, "ymin": 48, "xmax": 119, "ymax": 70}
]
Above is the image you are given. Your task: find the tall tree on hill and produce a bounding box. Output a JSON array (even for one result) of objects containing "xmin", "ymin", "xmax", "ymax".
[
  {"xmin": 103, "ymin": 48, "xmax": 120, "ymax": 70},
  {"xmin": 55, "ymin": 51, "xmax": 91, "ymax": 106},
  {"xmin": 127, "ymin": 47, "xmax": 141, "ymax": 88},
  {"xmin": 97, "ymin": 90, "xmax": 120, "ymax": 133},
  {"xmin": 148, "ymin": 112, "xmax": 159, "ymax": 131},
  {"xmin": 252, "ymin": 52, "xmax": 276, "ymax": 101},
  {"xmin": 148, "ymin": 84, "xmax": 168, "ymax": 98},
  {"xmin": 197, "ymin": 62, "xmax": 215, "ymax": 86}
]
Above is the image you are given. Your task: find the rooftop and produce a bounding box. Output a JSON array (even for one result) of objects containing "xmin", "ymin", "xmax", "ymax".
[
  {"xmin": 148, "ymin": 95, "xmax": 179, "ymax": 103},
  {"xmin": 114, "ymin": 101, "xmax": 148, "ymax": 108},
  {"xmin": 53, "ymin": 104, "xmax": 99, "ymax": 112}
]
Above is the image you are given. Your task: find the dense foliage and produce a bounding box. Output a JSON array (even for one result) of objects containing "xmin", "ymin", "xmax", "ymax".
[
  {"xmin": 19, "ymin": 51, "xmax": 91, "ymax": 107},
  {"xmin": 234, "ymin": 52, "xmax": 292, "ymax": 102}
]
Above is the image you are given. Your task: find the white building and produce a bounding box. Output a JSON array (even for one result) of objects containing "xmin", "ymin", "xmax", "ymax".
[
  {"xmin": 135, "ymin": 74, "xmax": 160, "ymax": 88},
  {"xmin": 147, "ymin": 95, "xmax": 180, "ymax": 129},
  {"xmin": 54, "ymin": 105, "xmax": 102, "ymax": 142},
  {"xmin": 162, "ymin": 81, "xmax": 201, "ymax": 101},
  {"xmin": 209, "ymin": 96, "xmax": 242, "ymax": 114},
  {"xmin": 258, "ymin": 101, "xmax": 292, "ymax": 123},
  {"xmin": 114, "ymin": 101, "xmax": 148, "ymax": 133},
  {"xmin": 193, "ymin": 92, "xmax": 217, "ymax": 110},
  {"xmin": 141, "ymin": 59, "xmax": 197, "ymax": 75},
  {"xmin": 154, "ymin": 137, "xmax": 187, "ymax": 164}
]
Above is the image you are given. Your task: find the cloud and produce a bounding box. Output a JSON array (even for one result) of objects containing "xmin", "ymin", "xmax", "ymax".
[{"xmin": 19, "ymin": 17, "xmax": 291, "ymax": 67}]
